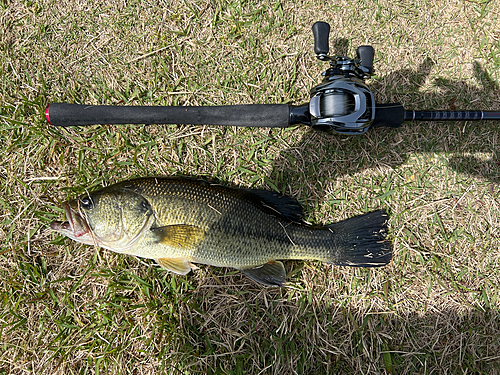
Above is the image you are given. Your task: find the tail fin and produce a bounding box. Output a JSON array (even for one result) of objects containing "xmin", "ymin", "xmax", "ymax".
[{"xmin": 328, "ymin": 210, "xmax": 391, "ymax": 267}]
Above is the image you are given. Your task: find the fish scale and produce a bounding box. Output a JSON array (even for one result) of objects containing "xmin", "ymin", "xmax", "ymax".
[
  {"xmin": 135, "ymin": 179, "xmax": 299, "ymax": 267},
  {"xmin": 51, "ymin": 177, "xmax": 391, "ymax": 286}
]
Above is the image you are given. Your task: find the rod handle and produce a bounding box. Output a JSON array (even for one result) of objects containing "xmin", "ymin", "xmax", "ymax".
[{"xmin": 46, "ymin": 103, "xmax": 291, "ymax": 128}]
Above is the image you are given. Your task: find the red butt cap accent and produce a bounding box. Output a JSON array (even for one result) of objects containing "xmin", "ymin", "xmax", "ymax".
[{"xmin": 45, "ymin": 104, "xmax": 51, "ymax": 125}]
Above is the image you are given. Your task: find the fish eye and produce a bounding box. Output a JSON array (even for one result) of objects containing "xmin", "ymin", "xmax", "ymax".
[{"xmin": 80, "ymin": 197, "xmax": 93, "ymax": 209}]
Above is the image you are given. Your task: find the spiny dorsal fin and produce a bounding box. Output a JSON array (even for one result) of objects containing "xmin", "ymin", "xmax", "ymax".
[
  {"xmin": 242, "ymin": 189, "xmax": 304, "ymax": 223},
  {"xmin": 151, "ymin": 224, "xmax": 205, "ymax": 248},
  {"xmin": 239, "ymin": 261, "xmax": 286, "ymax": 287},
  {"xmin": 157, "ymin": 257, "xmax": 192, "ymax": 275}
]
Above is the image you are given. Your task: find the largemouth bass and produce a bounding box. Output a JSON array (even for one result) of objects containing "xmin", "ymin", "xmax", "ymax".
[{"xmin": 50, "ymin": 177, "xmax": 391, "ymax": 286}]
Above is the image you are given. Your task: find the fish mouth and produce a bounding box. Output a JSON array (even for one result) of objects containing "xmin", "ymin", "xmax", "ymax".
[{"xmin": 50, "ymin": 202, "xmax": 90, "ymax": 239}]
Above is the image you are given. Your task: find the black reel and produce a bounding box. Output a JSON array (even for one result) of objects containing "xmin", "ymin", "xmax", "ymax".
[{"xmin": 309, "ymin": 22, "xmax": 376, "ymax": 135}]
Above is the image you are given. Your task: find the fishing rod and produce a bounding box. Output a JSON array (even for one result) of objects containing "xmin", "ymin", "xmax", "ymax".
[{"xmin": 45, "ymin": 22, "xmax": 500, "ymax": 135}]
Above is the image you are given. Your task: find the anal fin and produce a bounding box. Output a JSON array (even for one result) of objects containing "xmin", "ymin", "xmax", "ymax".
[
  {"xmin": 157, "ymin": 257, "xmax": 192, "ymax": 275},
  {"xmin": 240, "ymin": 261, "xmax": 286, "ymax": 287}
]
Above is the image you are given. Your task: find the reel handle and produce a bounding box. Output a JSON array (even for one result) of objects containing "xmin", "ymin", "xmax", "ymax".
[
  {"xmin": 356, "ymin": 46, "xmax": 374, "ymax": 74},
  {"xmin": 312, "ymin": 21, "xmax": 330, "ymax": 57}
]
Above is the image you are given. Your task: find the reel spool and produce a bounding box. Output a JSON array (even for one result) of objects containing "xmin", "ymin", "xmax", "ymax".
[{"xmin": 309, "ymin": 79, "xmax": 375, "ymax": 134}]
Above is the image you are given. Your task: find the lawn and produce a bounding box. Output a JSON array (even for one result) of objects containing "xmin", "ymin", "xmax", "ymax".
[{"xmin": 1, "ymin": 0, "xmax": 499, "ymax": 373}]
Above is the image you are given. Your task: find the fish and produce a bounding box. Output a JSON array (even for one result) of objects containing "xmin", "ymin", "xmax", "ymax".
[{"xmin": 50, "ymin": 177, "xmax": 391, "ymax": 286}]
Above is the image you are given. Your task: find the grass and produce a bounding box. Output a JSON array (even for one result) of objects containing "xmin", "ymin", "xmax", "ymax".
[{"xmin": 1, "ymin": 0, "xmax": 500, "ymax": 373}]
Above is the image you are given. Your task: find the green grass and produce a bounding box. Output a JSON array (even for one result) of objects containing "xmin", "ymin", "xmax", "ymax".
[{"xmin": 1, "ymin": 0, "xmax": 500, "ymax": 373}]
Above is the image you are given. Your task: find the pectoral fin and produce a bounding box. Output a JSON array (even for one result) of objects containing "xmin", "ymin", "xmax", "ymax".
[
  {"xmin": 157, "ymin": 257, "xmax": 192, "ymax": 275},
  {"xmin": 240, "ymin": 261, "xmax": 286, "ymax": 287},
  {"xmin": 151, "ymin": 224, "xmax": 205, "ymax": 248}
]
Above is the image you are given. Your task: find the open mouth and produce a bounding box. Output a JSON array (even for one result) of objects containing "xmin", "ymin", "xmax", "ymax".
[{"xmin": 50, "ymin": 202, "xmax": 90, "ymax": 238}]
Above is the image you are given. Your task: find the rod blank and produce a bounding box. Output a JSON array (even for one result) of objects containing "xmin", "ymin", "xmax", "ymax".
[{"xmin": 404, "ymin": 110, "xmax": 500, "ymax": 121}]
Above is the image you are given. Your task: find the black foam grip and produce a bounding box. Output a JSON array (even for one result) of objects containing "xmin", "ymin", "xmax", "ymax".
[
  {"xmin": 371, "ymin": 103, "xmax": 405, "ymax": 128},
  {"xmin": 46, "ymin": 103, "xmax": 291, "ymax": 128},
  {"xmin": 312, "ymin": 22, "xmax": 330, "ymax": 55}
]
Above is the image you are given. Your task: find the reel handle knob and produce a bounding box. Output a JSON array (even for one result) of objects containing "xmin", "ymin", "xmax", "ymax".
[
  {"xmin": 356, "ymin": 45, "xmax": 374, "ymax": 74},
  {"xmin": 312, "ymin": 21, "xmax": 330, "ymax": 58}
]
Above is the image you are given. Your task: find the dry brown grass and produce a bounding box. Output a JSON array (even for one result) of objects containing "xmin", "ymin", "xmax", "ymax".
[{"xmin": 1, "ymin": 0, "xmax": 500, "ymax": 373}]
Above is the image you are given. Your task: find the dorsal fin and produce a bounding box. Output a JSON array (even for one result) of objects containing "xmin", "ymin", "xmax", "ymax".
[{"xmin": 242, "ymin": 188, "xmax": 304, "ymax": 223}]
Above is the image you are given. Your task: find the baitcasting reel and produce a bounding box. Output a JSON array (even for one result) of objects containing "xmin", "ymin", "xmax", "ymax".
[
  {"xmin": 308, "ymin": 21, "xmax": 376, "ymax": 134},
  {"xmin": 45, "ymin": 22, "xmax": 500, "ymax": 133}
]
